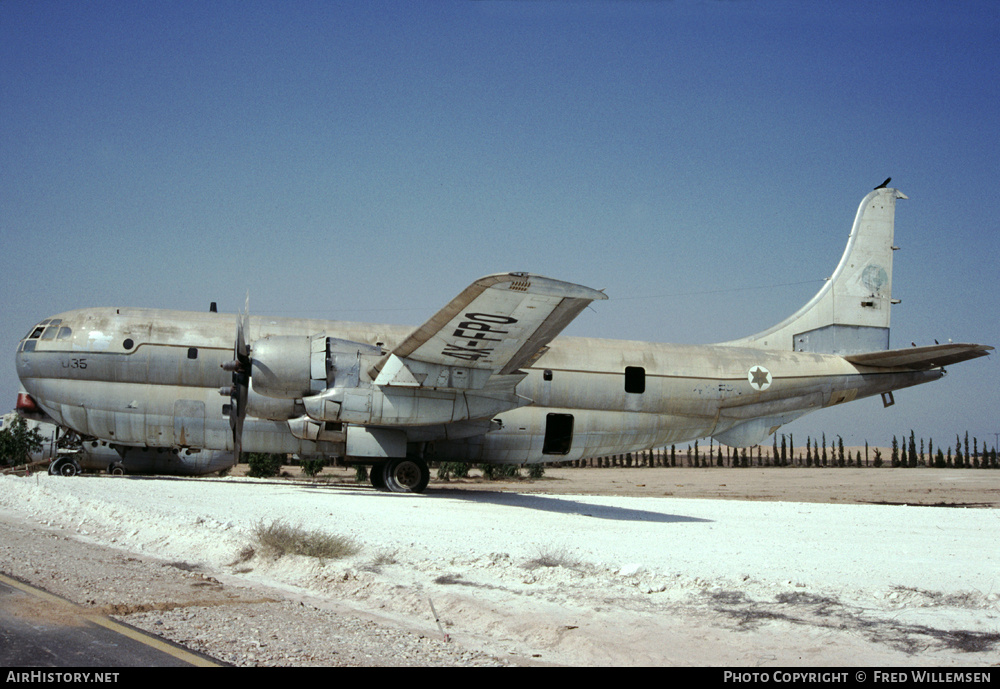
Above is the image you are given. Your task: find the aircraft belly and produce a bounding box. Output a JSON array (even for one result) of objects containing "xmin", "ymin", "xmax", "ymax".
[
  {"xmin": 429, "ymin": 406, "xmax": 718, "ymax": 464},
  {"xmin": 20, "ymin": 376, "xmax": 333, "ymax": 456},
  {"xmin": 173, "ymin": 400, "xmax": 206, "ymax": 448},
  {"xmin": 239, "ymin": 419, "xmax": 336, "ymax": 455}
]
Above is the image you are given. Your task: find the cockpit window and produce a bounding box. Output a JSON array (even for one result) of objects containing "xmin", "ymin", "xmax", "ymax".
[{"xmin": 23, "ymin": 319, "xmax": 68, "ymax": 343}]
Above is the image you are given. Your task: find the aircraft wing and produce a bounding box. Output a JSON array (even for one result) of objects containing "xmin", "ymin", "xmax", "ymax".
[
  {"xmin": 845, "ymin": 343, "xmax": 993, "ymax": 370},
  {"xmin": 370, "ymin": 272, "xmax": 607, "ymax": 388}
]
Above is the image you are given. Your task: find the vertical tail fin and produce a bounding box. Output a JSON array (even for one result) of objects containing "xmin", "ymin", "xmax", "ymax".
[{"xmin": 719, "ymin": 185, "xmax": 907, "ymax": 355}]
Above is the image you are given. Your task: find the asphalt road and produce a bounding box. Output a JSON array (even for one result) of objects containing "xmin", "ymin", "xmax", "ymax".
[{"xmin": 0, "ymin": 573, "xmax": 222, "ymax": 668}]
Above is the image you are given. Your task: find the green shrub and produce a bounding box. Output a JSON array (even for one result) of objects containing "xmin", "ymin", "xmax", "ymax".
[
  {"xmin": 299, "ymin": 456, "xmax": 326, "ymax": 477},
  {"xmin": 0, "ymin": 415, "xmax": 43, "ymax": 467},
  {"xmin": 437, "ymin": 462, "xmax": 470, "ymax": 480},
  {"xmin": 246, "ymin": 453, "xmax": 283, "ymax": 478},
  {"xmin": 526, "ymin": 463, "xmax": 545, "ymax": 479}
]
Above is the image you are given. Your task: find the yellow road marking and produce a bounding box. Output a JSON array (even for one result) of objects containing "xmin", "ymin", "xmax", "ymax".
[{"xmin": 0, "ymin": 572, "xmax": 221, "ymax": 667}]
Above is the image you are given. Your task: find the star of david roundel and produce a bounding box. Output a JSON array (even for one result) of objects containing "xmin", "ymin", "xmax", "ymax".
[{"xmin": 748, "ymin": 366, "xmax": 772, "ymax": 391}]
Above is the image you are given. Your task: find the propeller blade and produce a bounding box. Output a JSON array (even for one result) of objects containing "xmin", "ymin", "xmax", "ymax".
[
  {"xmin": 236, "ymin": 292, "xmax": 250, "ymax": 366},
  {"xmin": 225, "ymin": 295, "xmax": 251, "ymax": 464}
]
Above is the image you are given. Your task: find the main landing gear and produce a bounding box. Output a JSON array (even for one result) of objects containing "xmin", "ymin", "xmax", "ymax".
[{"xmin": 368, "ymin": 457, "xmax": 430, "ymax": 494}]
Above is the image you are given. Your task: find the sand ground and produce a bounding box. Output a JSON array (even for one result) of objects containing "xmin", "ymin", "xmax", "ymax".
[
  {"xmin": 246, "ymin": 462, "xmax": 1000, "ymax": 508},
  {"xmin": 2, "ymin": 463, "xmax": 998, "ymax": 667}
]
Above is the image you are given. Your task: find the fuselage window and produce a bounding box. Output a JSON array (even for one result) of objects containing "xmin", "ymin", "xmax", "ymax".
[
  {"xmin": 542, "ymin": 413, "xmax": 574, "ymax": 455},
  {"xmin": 123, "ymin": 338, "xmax": 134, "ymax": 350},
  {"xmin": 187, "ymin": 347, "xmax": 198, "ymax": 360},
  {"xmin": 543, "ymin": 369, "xmax": 553, "ymax": 381},
  {"xmin": 625, "ymin": 366, "xmax": 646, "ymax": 394},
  {"xmin": 57, "ymin": 327, "xmax": 72, "ymax": 340}
]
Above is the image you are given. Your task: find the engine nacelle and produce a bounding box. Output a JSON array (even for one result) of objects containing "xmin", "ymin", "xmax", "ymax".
[
  {"xmin": 302, "ymin": 385, "xmax": 525, "ymax": 426},
  {"xmin": 246, "ymin": 380, "xmax": 305, "ymax": 420},
  {"xmin": 249, "ymin": 335, "xmax": 383, "ymax": 401},
  {"xmin": 250, "ymin": 335, "xmax": 315, "ymax": 399}
]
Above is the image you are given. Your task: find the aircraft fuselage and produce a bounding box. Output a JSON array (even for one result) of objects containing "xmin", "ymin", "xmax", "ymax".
[{"xmin": 15, "ymin": 305, "xmax": 940, "ymax": 469}]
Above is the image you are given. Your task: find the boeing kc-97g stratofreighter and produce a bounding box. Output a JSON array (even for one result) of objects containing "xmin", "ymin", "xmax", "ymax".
[{"xmin": 14, "ymin": 184, "xmax": 992, "ymax": 491}]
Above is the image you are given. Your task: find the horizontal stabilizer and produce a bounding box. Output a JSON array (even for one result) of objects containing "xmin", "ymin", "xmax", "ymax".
[{"xmin": 845, "ymin": 343, "xmax": 993, "ymax": 370}]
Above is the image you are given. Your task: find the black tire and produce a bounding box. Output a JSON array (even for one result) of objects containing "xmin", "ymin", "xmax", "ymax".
[
  {"xmin": 369, "ymin": 462, "xmax": 387, "ymax": 490},
  {"xmin": 50, "ymin": 457, "xmax": 80, "ymax": 477},
  {"xmin": 383, "ymin": 457, "xmax": 429, "ymax": 494}
]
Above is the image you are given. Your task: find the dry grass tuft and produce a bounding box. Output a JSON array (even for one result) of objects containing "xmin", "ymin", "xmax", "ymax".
[
  {"xmin": 250, "ymin": 519, "xmax": 360, "ymax": 562},
  {"xmin": 522, "ymin": 546, "xmax": 581, "ymax": 571}
]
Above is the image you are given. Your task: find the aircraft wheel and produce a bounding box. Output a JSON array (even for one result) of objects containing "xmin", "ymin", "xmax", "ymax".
[
  {"xmin": 369, "ymin": 462, "xmax": 386, "ymax": 490},
  {"xmin": 50, "ymin": 457, "xmax": 80, "ymax": 477},
  {"xmin": 383, "ymin": 457, "xmax": 429, "ymax": 494},
  {"xmin": 108, "ymin": 463, "xmax": 126, "ymax": 476}
]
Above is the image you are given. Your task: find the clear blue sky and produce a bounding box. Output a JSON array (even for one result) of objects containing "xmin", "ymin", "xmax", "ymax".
[{"xmin": 3, "ymin": 1, "xmax": 997, "ymax": 452}]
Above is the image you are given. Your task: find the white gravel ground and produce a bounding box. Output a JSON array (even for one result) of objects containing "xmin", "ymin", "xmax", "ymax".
[{"xmin": 1, "ymin": 473, "xmax": 998, "ymax": 666}]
